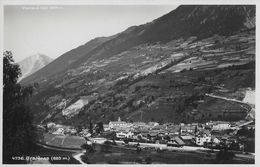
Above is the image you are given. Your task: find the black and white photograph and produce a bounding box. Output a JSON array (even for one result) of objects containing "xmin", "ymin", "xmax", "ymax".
[{"xmin": 1, "ymin": 0, "xmax": 257, "ymax": 165}]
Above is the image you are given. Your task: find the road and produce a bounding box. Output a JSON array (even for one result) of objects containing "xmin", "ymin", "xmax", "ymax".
[
  {"xmin": 205, "ymin": 93, "xmax": 250, "ymax": 105},
  {"xmin": 205, "ymin": 93, "xmax": 254, "ymax": 128},
  {"xmin": 37, "ymin": 142, "xmax": 81, "ymax": 152},
  {"xmin": 72, "ymin": 152, "xmax": 85, "ymax": 164},
  {"xmin": 113, "ymin": 140, "xmax": 217, "ymax": 152}
]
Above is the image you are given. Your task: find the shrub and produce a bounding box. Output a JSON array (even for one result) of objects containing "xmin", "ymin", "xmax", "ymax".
[
  {"xmin": 80, "ymin": 155, "xmax": 91, "ymax": 164},
  {"xmin": 215, "ymin": 149, "xmax": 235, "ymax": 163}
]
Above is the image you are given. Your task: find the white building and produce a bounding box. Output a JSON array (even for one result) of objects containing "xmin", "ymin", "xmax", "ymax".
[
  {"xmin": 212, "ymin": 122, "xmax": 231, "ymax": 130},
  {"xmin": 52, "ymin": 128, "xmax": 64, "ymax": 135},
  {"xmin": 196, "ymin": 130, "xmax": 211, "ymax": 146},
  {"xmin": 89, "ymin": 138, "xmax": 107, "ymax": 144},
  {"xmin": 109, "ymin": 117, "xmax": 128, "ymax": 129},
  {"xmin": 116, "ymin": 130, "xmax": 134, "ymax": 139},
  {"xmin": 47, "ymin": 122, "xmax": 56, "ymax": 129}
]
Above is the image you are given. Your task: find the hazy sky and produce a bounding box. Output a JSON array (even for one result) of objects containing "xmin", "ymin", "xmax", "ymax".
[{"xmin": 4, "ymin": 5, "xmax": 178, "ymax": 62}]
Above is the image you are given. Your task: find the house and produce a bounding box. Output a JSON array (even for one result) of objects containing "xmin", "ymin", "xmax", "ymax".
[
  {"xmin": 212, "ymin": 121, "xmax": 231, "ymax": 130},
  {"xmin": 180, "ymin": 135, "xmax": 196, "ymax": 146},
  {"xmin": 211, "ymin": 135, "xmax": 221, "ymax": 145},
  {"xmin": 191, "ymin": 123, "xmax": 199, "ymax": 127},
  {"xmin": 47, "ymin": 122, "xmax": 56, "ymax": 129},
  {"xmin": 148, "ymin": 132, "xmax": 158, "ymax": 141},
  {"xmin": 69, "ymin": 129, "xmax": 78, "ymax": 135},
  {"xmin": 132, "ymin": 133, "xmax": 143, "ymax": 141},
  {"xmin": 90, "ymin": 138, "xmax": 107, "ymax": 144},
  {"xmin": 52, "ymin": 128, "xmax": 64, "ymax": 135},
  {"xmin": 244, "ymin": 121, "xmax": 255, "ymax": 130},
  {"xmin": 195, "ymin": 130, "xmax": 211, "ymax": 146},
  {"xmin": 140, "ymin": 131, "xmax": 149, "ymax": 139},
  {"xmin": 167, "ymin": 126, "xmax": 180, "ymax": 135},
  {"xmin": 109, "ymin": 117, "xmax": 128, "ymax": 129},
  {"xmin": 152, "ymin": 125, "xmax": 165, "ymax": 131},
  {"xmin": 116, "ymin": 130, "xmax": 134, "ymax": 139},
  {"xmin": 168, "ymin": 136, "xmax": 185, "ymax": 146},
  {"xmin": 103, "ymin": 124, "xmax": 110, "ymax": 131},
  {"xmin": 132, "ymin": 122, "xmax": 147, "ymax": 128},
  {"xmin": 180, "ymin": 125, "xmax": 195, "ymax": 134},
  {"xmin": 148, "ymin": 122, "xmax": 159, "ymax": 127},
  {"xmin": 179, "ymin": 123, "xmax": 185, "ymax": 126}
]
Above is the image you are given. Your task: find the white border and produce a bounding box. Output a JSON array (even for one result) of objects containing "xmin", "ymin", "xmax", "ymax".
[{"xmin": 0, "ymin": 0, "xmax": 259, "ymax": 167}]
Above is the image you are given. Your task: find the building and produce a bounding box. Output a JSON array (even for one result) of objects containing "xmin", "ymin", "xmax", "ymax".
[
  {"xmin": 152, "ymin": 125, "xmax": 165, "ymax": 131},
  {"xmin": 212, "ymin": 121, "xmax": 231, "ymax": 130},
  {"xmin": 47, "ymin": 122, "xmax": 56, "ymax": 129},
  {"xmin": 132, "ymin": 122, "xmax": 147, "ymax": 128},
  {"xmin": 180, "ymin": 125, "xmax": 196, "ymax": 134},
  {"xmin": 180, "ymin": 135, "xmax": 196, "ymax": 146},
  {"xmin": 211, "ymin": 135, "xmax": 221, "ymax": 145},
  {"xmin": 89, "ymin": 138, "xmax": 107, "ymax": 144},
  {"xmin": 196, "ymin": 129, "xmax": 211, "ymax": 146},
  {"xmin": 148, "ymin": 122, "xmax": 159, "ymax": 127},
  {"xmin": 52, "ymin": 128, "xmax": 64, "ymax": 135},
  {"xmin": 109, "ymin": 117, "xmax": 128, "ymax": 129},
  {"xmin": 116, "ymin": 130, "xmax": 134, "ymax": 139},
  {"xmin": 167, "ymin": 126, "xmax": 180, "ymax": 135},
  {"xmin": 168, "ymin": 136, "xmax": 185, "ymax": 146},
  {"xmin": 103, "ymin": 124, "xmax": 110, "ymax": 131}
]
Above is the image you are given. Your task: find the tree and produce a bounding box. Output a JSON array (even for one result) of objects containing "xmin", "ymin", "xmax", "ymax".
[
  {"xmin": 77, "ymin": 125, "xmax": 83, "ymax": 132},
  {"xmin": 215, "ymin": 149, "xmax": 235, "ymax": 163},
  {"xmin": 95, "ymin": 121, "xmax": 104, "ymax": 133},
  {"xmin": 80, "ymin": 155, "xmax": 91, "ymax": 164},
  {"xmin": 81, "ymin": 143, "xmax": 95, "ymax": 153},
  {"xmin": 103, "ymin": 141, "xmax": 112, "ymax": 152},
  {"xmin": 3, "ymin": 51, "xmax": 41, "ymax": 163},
  {"xmin": 89, "ymin": 120, "xmax": 93, "ymax": 134}
]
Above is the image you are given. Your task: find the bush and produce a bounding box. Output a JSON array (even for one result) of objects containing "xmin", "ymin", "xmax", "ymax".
[
  {"xmin": 80, "ymin": 155, "xmax": 91, "ymax": 164},
  {"xmin": 81, "ymin": 143, "xmax": 95, "ymax": 153},
  {"xmin": 216, "ymin": 149, "xmax": 235, "ymax": 163}
]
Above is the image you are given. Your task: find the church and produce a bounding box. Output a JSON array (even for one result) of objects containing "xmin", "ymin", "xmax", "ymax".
[{"xmin": 108, "ymin": 117, "xmax": 128, "ymax": 129}]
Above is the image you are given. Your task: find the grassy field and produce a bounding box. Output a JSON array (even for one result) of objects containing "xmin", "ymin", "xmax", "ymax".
[
  {"xmin": 43, "ymin": 133, "xmax": 85, "ymax": 149},
  {"xmin": 62, "ymin": 136, "xmax": 85, "ymax": 148}
]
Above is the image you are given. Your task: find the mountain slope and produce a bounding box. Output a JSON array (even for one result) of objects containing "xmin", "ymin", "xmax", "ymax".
[
  {"xmin": 20, "ymin": 5, "xmax": 255, "ymax": 86},
  {"xmin": 141, "ymin": 5, "xmax": 255, "ymax": 42},
  {"xmin": 24, "ymin": 5, "xmax": 255, "ymax": 125},
  {"xmin": 19, "ymin": 27, "xmax": 136, "ymax": 85},
  {"xmin": 67, "ymin": 5, "xmax": 255, "ymax": 72},
  {"xmin": 17, "ymin": 53, "xmax": 53, "ymax": 82}
]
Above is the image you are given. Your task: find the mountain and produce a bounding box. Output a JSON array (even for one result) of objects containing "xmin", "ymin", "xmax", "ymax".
[
  {"xmin": 20, "ymin": 5, "xmax": 255, "ymax": 86},
  {"xmin": 19, "ymin": 27, "xmax": 136, "ymax": 85},
  {"xmin": 17, "ymin": 53, "xmax": 53, "ymax": 82},
  {"xmin": 20, "ymin": 5, "xmax": 255, "ymax": 126}
]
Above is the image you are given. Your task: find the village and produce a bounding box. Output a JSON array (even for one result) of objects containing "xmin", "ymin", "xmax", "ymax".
[{"xmin": 38, "ymin": 116, "xmax": 254, "ymax": 154}]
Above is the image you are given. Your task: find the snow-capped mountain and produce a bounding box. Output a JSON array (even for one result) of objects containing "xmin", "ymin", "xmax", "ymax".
[{"xmin": 17, "ymin": 53, "xmax": 53, "ymax": 82}]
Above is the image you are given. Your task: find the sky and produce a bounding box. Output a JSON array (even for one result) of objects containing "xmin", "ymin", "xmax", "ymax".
[{"xmin": 4, "ymin": 5, "xmax": 178, "ymax": 62}]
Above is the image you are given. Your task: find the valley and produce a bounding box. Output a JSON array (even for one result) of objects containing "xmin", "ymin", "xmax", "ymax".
[{"xmin": 28, "ymin": 29, "xmax": 255, "ymax": 127}]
